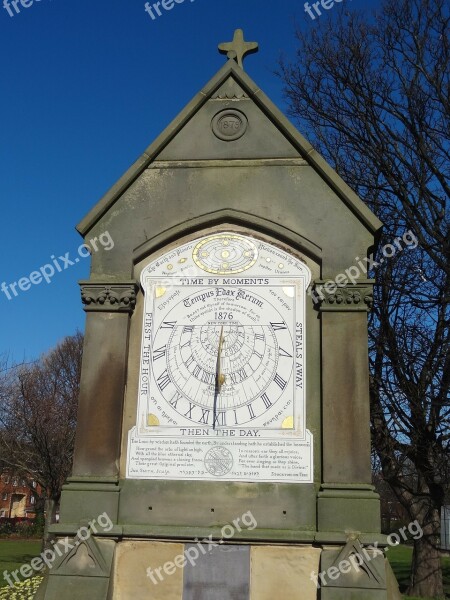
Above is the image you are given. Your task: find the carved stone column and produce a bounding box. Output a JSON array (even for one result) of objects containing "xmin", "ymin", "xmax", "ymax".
[
  {"xmin": 57, "ymin": 282, "xmax": 138, "ymax": 529},
  {"xmin": 313, "ymin": 280, "xmax": 381, "ymax": 537},
  {"xmin": 72, "ymin": 281, "xmax": 138, "ymax": 476}
]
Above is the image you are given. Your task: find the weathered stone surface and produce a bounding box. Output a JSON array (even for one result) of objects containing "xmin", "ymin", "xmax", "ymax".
[
  {"xmin": 111, "ymin": 541, "xmax": 184, "ymax": 600},
  {"xmin": 319, "ymin": 540, "xmax": 386, "ymax": 590},
  {"xmin": 385, "ymin": 559, "xmax": 403, "ymax": 600},
  {"xmin": 72, "ymin": 312, "xmax": 130, "ymax": 478},
  {"xmin": 250, "ymin": 545, "xmax": 321, "ymax": 600},
  {"xmin": 318, "ymin": 487, "xmax": 381, "ymax": 534},
  {"xmin": 321, "ymin": 312, "xmax": 373, "ymax": 486},
  {"xmin": 118, "ymin": 478, "xmax": 317, "ymax": 533},
  {"xmin": 43, "ymin": 576, "xmax": 110, "ymax": 600}
]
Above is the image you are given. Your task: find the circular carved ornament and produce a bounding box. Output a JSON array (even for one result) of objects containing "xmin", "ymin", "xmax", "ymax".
[
  {"xmin": 204, "ymin": 446, "xmax": 234, "ymax": 476},
  {"xmin": 211, "ymin": 109, "xmax": 248, "ymax": 141},
  {"xmin": 192, "ymin": 233, "xmax": 258, "ymax": 274}
]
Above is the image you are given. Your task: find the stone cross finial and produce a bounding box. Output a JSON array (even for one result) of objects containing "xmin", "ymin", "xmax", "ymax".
[{"xmin": 218, "ymin": 29, "xmax": 259, "ymax": 69}]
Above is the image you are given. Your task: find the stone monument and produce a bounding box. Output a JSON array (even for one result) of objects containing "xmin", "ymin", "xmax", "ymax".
[{"xmin": 38, "ymin": 30, "xmax": 400, "ymax": 600}]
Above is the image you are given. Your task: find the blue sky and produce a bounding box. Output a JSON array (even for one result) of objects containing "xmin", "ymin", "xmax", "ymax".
[{"xmin": 0, "ymin": 0, "xmax": 378, "ymax": 361}]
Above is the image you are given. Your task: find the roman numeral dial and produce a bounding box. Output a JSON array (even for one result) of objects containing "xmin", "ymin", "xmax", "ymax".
[{"xmin": 150, "ymin": 287, "xmax": 295, "ymax": 427}]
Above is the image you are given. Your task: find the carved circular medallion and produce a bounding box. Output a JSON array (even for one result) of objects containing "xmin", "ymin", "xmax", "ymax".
[
  {"xmin": 192, "ymin": 233, "xmax": 258, "ymax": 274},
  {"xmin": 204, "ymin": 446, "xmax": 233, "ymax": 476},
  {"xmin": 211, "ymin": 109, "xmax": 248, "ymax": 141}
]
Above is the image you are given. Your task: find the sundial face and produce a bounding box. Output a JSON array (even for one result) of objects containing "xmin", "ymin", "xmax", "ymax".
[
  {"xmin": 152, "ymin": 293, "xmax": 293, "ymax": 427},
  {"xmin": 128, "ymin": 231, "xmax": 313, "ymax": 483}
]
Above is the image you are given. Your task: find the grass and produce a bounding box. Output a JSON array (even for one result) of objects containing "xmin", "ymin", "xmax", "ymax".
[
  {"xmin": 388, "ymin": 544, "xmax": 450, "ymax": 599},
  {"xmin": 0, "ymin": 541, "xmax": 42, "ymax": 588}
]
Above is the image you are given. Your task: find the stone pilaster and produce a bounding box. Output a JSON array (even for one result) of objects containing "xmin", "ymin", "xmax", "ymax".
[
  {"xmin": 71, "ymin": 281, "xmax": 138, "ymax": 477},
  {"xmin": 313, "ymin": 280, "xmax": 380, "ymax": 536},
  {"xmin": 57, "ymin": 282, "xmax": 138, "ymax": 530}
]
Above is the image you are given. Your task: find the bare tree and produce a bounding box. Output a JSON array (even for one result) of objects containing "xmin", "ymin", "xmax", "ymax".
[
  {"xmin": 279, "ymin": 0, "xmax": 449, "ymax": 597},
  {"xmin": 0, "ymin": 332, "xmax": 83, "ymax": 547}
]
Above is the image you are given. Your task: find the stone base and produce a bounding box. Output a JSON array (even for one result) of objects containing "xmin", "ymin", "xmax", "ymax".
[
  {"xmin": 39, "ymin": 576, "xmax": 111, "ymax": 600},
  {"xmin": 110, "ymin": 541, "xmax": 184, "ymax": 600},
  {"xmin": 58, "ymin": 477, "xmax": 121, "ymax": 527},
  {"xmin": 36, "ymin": 537, "xmax": 115, "ymax": 600},
  {"xmin": 318, "ymin": 541, "xmax": 387, "ymax": 599},
  {"xmin": 37, "ymin": 537, "xmax": 402, "ymax": 599},
  {"xmin": 250, "ymin": 545, "xmax": 321, "ymax": 600},
  {"xmin": 318, "ymin": 484, "xmax": 381, "ymax": 533},
  {"xmin": 110, "ymin": 541, "xmax": 321, "ymax": 600}
]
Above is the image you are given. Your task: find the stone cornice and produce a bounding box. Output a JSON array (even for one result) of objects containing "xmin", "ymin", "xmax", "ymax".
[
  {"xmin": 80, "ymin": 281, "xmax": 138, "ymax": 313},
  {"xmin": 313, "ymin": 280, "xmax": 374, "ymax": 312}
]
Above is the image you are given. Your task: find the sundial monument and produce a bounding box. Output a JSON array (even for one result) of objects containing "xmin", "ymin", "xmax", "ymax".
[{"xmin": 38, "ymin": 30, "xmax": 399, "ymax": 600}]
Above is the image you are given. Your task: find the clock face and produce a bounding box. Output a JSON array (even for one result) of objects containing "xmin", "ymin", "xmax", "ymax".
[
  {"xmin": 137, "ymin": 231, "xmax": 310, "ymax": 433},
  {"xmin": 151, "ymin": 289, "xmax": 294, "ymax": 427},
  {"xmin": 128, "ymin": 232, "xmax": 313, "ymax": 483}
]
